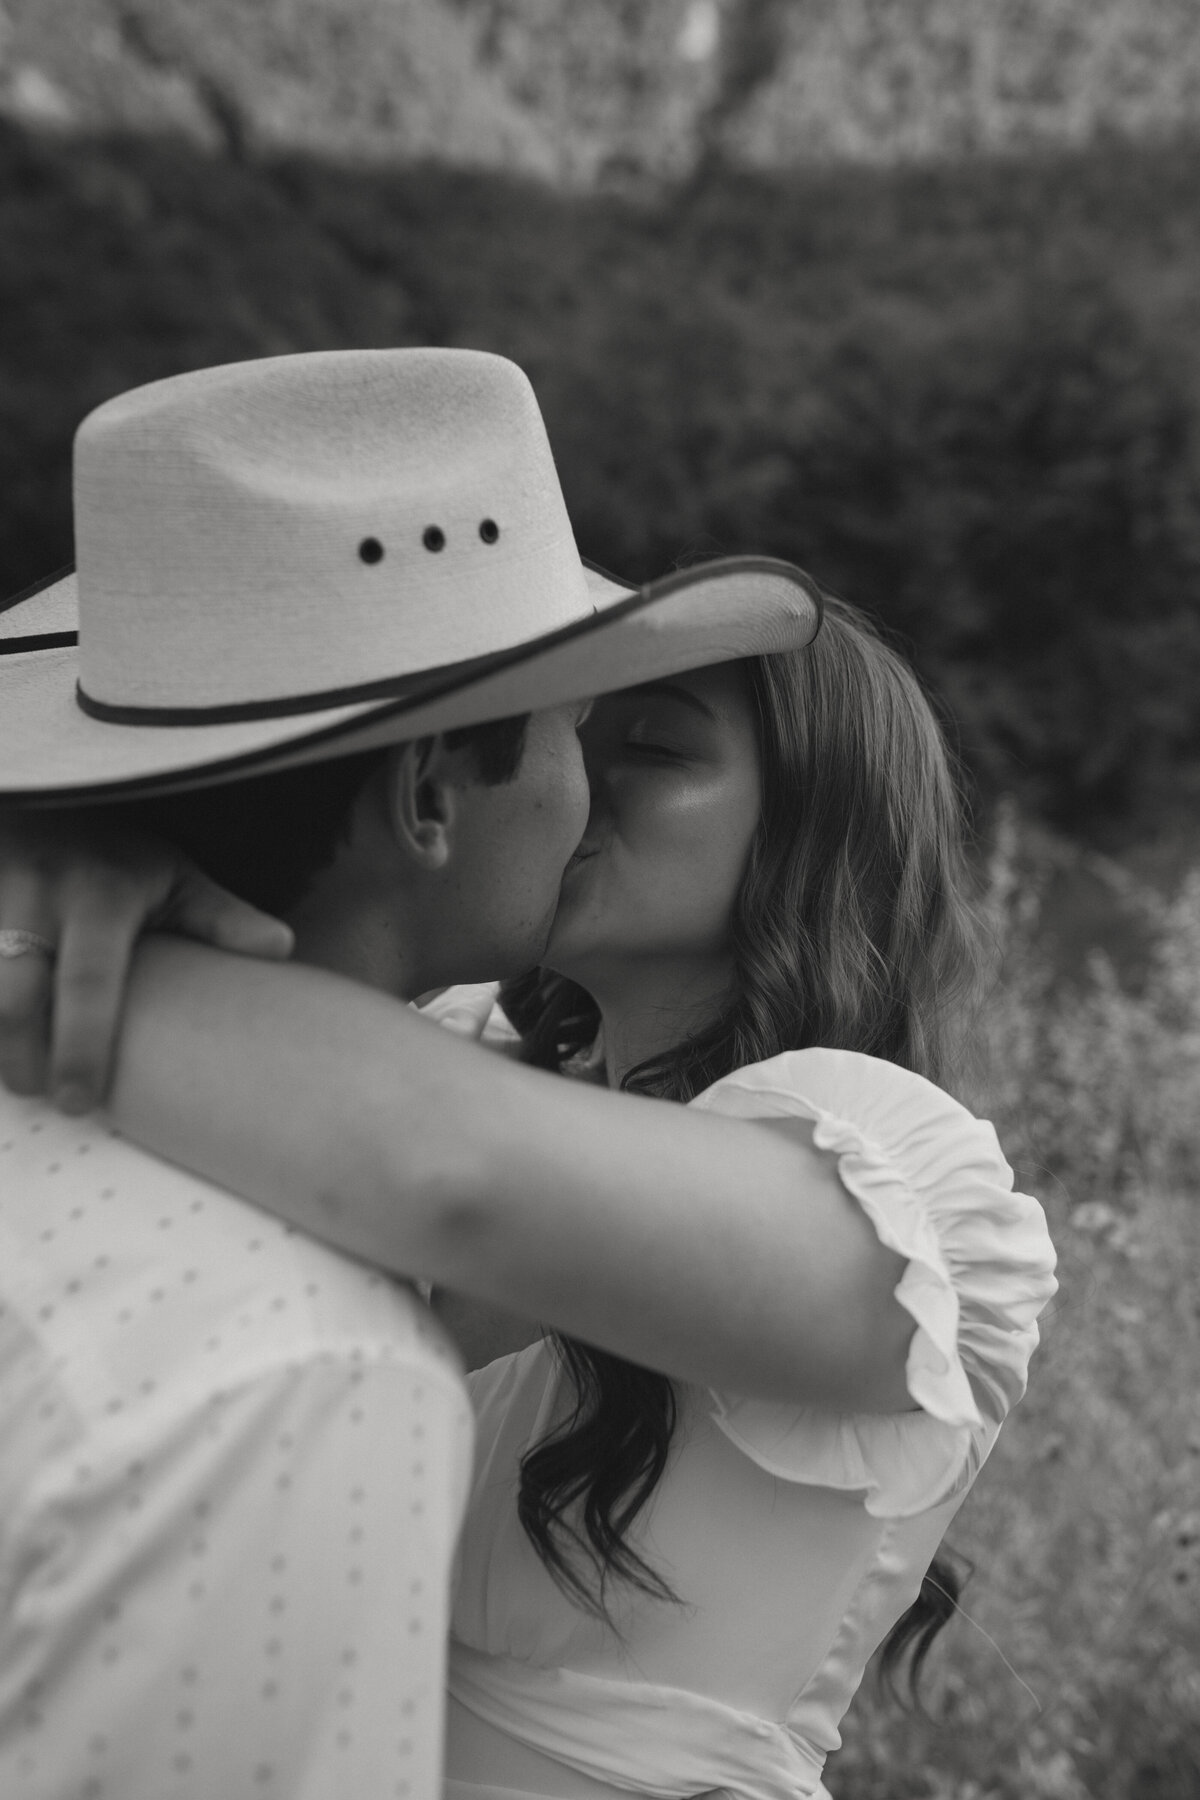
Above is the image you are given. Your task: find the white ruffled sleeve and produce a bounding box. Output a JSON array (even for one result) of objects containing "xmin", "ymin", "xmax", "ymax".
[{"xmin": 688, "ymin": 1047, "xmax": 1057, "ymax": 1519}]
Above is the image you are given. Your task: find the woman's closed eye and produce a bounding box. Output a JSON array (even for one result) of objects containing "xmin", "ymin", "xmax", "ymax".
[
  {"xmin": 619, "ymin": 723, "xmax": 694, "ymax": 761},
  {"xmin": 585, "ymin": 688, "xmax": 715, "ymax": 767}
]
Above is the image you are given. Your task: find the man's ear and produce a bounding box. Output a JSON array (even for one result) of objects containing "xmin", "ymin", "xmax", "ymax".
[{"xmin": 382, "ymin": 736, "xmax": 458, "ymax": 871}]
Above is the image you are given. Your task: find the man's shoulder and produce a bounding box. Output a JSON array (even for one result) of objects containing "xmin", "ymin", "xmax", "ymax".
[{"xmin": 0, "ymin": 1088, "xmax": 463, "ymax": 1403}]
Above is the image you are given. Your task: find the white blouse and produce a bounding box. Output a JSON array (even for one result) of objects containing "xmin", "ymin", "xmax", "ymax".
[{"xmin": 425, "ymin": 989, "xmax": 1058, "ymax": 1800}]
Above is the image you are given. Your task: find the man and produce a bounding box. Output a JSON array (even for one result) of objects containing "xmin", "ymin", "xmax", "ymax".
[{"xmin": 0, "ymin": 347, "xmax": 820, "ymax": 1798}]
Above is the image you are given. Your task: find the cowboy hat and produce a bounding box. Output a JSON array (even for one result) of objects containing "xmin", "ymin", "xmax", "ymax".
[{"xmin": 0, "ymin": 348, "xmax": 822, "ymax": 804}]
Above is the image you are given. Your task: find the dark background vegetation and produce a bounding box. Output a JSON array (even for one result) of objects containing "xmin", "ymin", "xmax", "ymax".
[{"xmin": 4, "ymin": 119, "xmax": 1200, "ymax": 838}]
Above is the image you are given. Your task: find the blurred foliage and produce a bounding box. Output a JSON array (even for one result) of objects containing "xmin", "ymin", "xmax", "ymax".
[
  {"xmin": 4, "ymin": 121, "xmax": 1200, "ymax": 831},
  {"xmin": 834, "ymin": 815, "xmax": 1200, "ymax": 1799}
]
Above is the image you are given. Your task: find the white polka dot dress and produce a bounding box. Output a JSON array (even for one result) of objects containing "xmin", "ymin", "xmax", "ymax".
[{"xmin": 0, "ymin": 1089, "xmax": 473, "ymax": 1800}]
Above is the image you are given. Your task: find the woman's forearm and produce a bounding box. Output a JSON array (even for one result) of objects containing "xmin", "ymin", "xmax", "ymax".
[
  {"xmin": 111, "ymin": 939, "xmax": 915, "ymax": 1412},
  {"xmin": 111, "ymin": 940, "xmax": 474, "ymax": 1274}
]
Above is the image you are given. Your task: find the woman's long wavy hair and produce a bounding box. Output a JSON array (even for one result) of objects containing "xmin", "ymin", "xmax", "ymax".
[{"xmin": 500, "ymin": 594, "xmax": 982, "ymax": 1700}]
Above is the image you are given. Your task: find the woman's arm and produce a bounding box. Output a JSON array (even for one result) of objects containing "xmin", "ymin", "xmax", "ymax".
[{"xmin": 112, "ymin": 939, "xmax": 916, "ymax": 1413}]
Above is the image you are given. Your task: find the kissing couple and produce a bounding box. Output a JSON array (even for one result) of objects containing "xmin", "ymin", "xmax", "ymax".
[{"xmin": 0, "ymin": 348, "xmax": 1055, "ymax": 1800}]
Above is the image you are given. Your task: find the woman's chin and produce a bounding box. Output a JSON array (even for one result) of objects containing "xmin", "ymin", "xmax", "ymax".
[
  {"xmin": 543, "ymin": 889, "xmax": 593, "ymax": 971},
  {"xmin": 540, "ymin": 927, "xmax": 603, "ymax": 986},
  {"xmin": 545, "ymin": 882, "xmax": 637, "ymax": 984},
  {"xmin": 540, "ymin": 937, "xmax": 585, "ymax": 980}
]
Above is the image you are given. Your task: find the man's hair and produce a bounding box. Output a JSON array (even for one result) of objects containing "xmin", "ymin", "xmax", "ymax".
[{"xmin": 121, "ymin": 714, "xmax": 529, "ymax": 916}]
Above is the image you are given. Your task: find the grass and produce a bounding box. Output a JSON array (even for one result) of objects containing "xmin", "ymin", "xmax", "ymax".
[{"xmin": 830, "ymin": 810, "xmax": 1200, "ymax": 1799}]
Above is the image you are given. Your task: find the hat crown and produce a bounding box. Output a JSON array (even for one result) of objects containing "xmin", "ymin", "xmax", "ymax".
[{"xmin": 74, "ymin": 349, "xmax": 592, "ymax": 711}]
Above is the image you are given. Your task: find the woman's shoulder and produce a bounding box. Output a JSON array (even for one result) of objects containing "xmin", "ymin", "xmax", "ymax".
[
  {"xmin": 688, "ymin": 1046, "xmax": 1057, "ymax": 1399},
  {"xmin": 688, "ymin": 1046, "xmax": 1005, "ymax": 1175},
  {"xmin": 691, "ymin": 1048, "xmax": 1057, "ymax": 1516},
  {"xmin": 689, "ymin": 1042, "xmax": 969, "ymax": 1107}
]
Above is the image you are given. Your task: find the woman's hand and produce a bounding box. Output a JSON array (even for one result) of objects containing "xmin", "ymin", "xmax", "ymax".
[{"xmin": 0, "ymin": 810, "xmax": 293, "ymax": 1112}]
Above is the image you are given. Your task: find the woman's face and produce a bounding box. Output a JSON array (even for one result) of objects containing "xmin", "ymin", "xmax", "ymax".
[{"xmin": 545, "ymin": 661, "xmax": 762, "ymax": 988}]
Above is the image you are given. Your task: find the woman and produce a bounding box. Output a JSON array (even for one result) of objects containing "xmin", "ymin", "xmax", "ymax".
[{"xmin": 0, "ymin": 597, "xmax": 1056, "ymax": 1799}]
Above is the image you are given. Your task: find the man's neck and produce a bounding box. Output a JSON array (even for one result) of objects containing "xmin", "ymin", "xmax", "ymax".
[{"xmin": 286, "ymin": 900, "xmax": 427, "ymax": 1002}]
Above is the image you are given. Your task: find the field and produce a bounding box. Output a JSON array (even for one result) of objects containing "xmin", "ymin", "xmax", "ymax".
[{"xmin": 833, "ymin": 812, "xmax": 1200, "ymax": 1800}]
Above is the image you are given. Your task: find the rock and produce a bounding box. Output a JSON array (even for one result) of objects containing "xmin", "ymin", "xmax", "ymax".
[{"xmin": 5, "ymin": 0, "xmax": 1200, "ymax": 184}]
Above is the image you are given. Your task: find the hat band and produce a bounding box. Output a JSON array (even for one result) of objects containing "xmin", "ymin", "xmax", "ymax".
[
  {"xmin": 72, "ymin": 581, "xmax": 653, "ymax": 727},
  {"xmin": 8, "ymin": 554, "xmax": 822, "ymax": 727},
  {"xmin": 3, "ymin": 632, "xmax": 77, "ymax": 655},
  {"xmin": 0, "ymin": 564, "xmax": 79, "ymax": 655}
]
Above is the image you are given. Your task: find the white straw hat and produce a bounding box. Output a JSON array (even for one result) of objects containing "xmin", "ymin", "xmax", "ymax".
[{"xmin": 0, "ymin": 348, "xmax": 822, "ymax": 803}]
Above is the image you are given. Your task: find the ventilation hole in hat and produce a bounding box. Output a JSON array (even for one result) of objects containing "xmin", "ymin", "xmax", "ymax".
[
  {"xmin": 479, "ymin": 519, "xmax": 500, "ymax": 544},
  {"xmin": 422, "ymin": 526, "xmax": 446, "ymax": 553},
  {"xmin": 358, "ymin": 538, "xmax": 385, "ymax": 565}
]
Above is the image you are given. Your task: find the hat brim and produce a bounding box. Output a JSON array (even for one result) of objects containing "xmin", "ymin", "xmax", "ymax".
[
  {"xmin": 0, "ymin": 566, "xmax": 80, "ymax": 648},
  {"xmin": 0, "ymin": 558, "xmax": 822, "ymax": 805}
]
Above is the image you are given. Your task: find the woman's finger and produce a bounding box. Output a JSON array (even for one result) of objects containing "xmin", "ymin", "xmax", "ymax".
[
  {"xmin": 164, "ymin": 867, "xmax": 295, "ymax": 960},
  {"xmin": 49, "ymin": 906, "xmax": 142, "ymax": 1113},
  {"xmin": 0, "ymin": 946, "xmax": 54, "ymax": 1097}
]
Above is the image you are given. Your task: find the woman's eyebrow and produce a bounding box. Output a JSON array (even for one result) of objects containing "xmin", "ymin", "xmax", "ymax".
[{"xmin": 624, "ymin": 681, "xmax": 718, "ymax": 722}]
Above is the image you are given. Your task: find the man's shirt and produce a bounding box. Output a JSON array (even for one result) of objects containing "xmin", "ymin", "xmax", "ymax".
[{"xmin": 0, "ymin": 1088, "xmax": 473, "ymax": 1800}]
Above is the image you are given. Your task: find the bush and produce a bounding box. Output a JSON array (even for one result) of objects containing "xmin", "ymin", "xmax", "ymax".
[
  {"xmin": 831, "ymin": 813, "xmax": 1200, "ymax": 1800},
  {"xmin": 3, "ymin": 124, "xmax": 1200, "ymax": 831}
]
